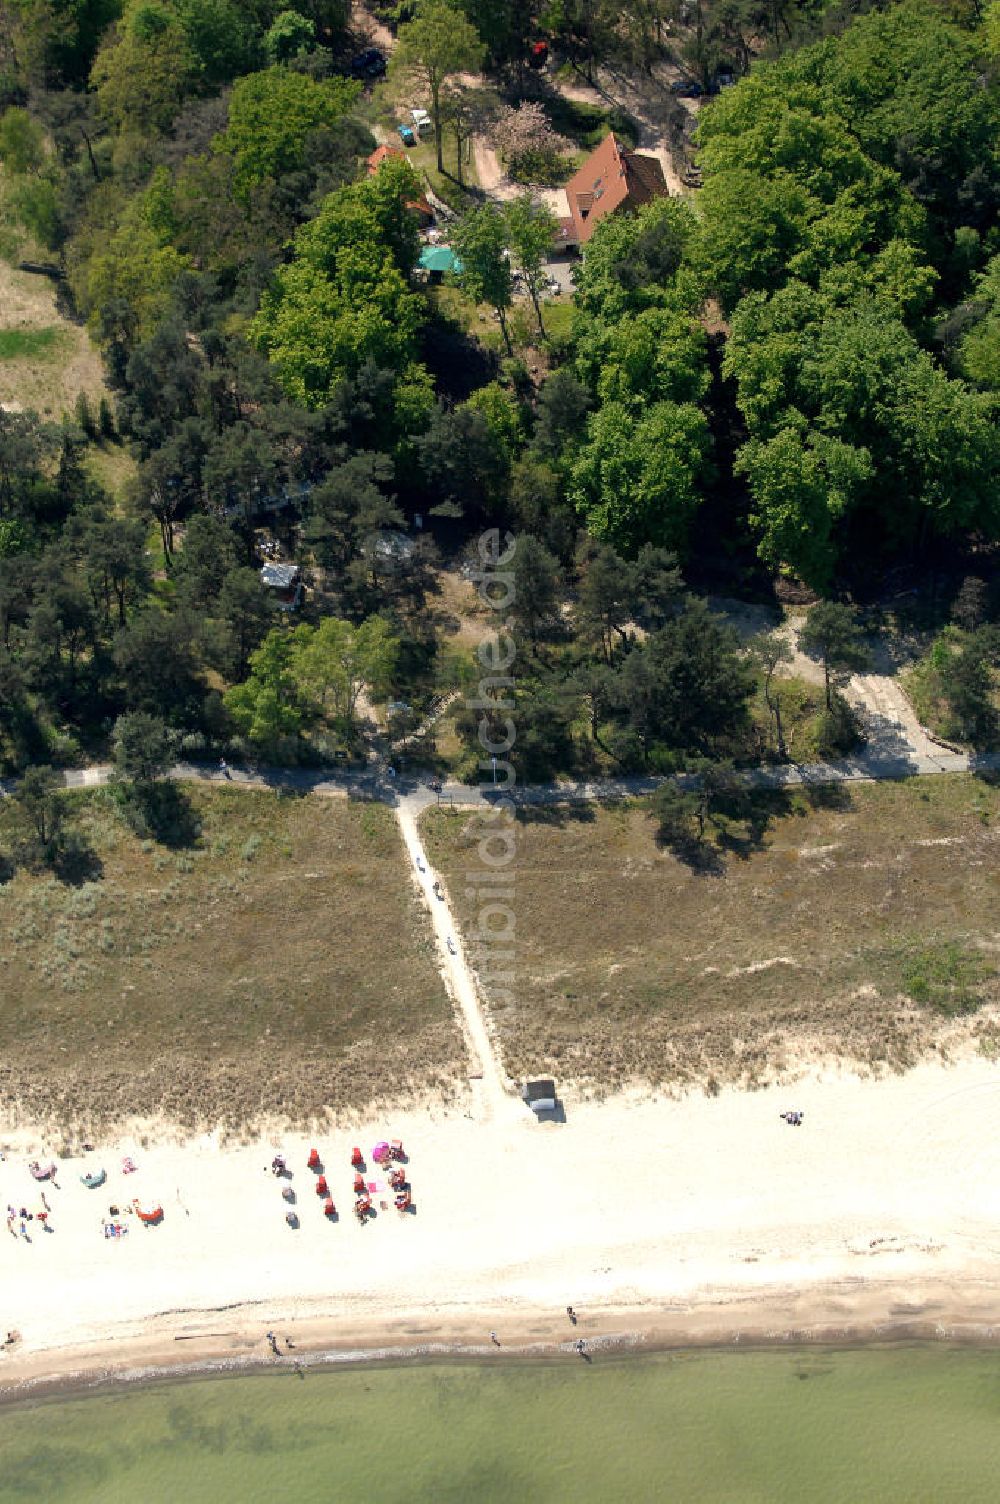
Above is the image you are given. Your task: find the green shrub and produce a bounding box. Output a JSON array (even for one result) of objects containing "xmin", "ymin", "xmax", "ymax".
[{"xmin": 901, "ymin": 941, "xmax": 993, "ymax": 1017}]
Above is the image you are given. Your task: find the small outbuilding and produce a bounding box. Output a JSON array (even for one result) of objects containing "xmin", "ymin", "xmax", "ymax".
[
  {"xmin": 260, "ymin": 561, "xmax": 303, "ymax": 611},
  {"xmin": 521, "ymin": 1078, "xmax": 558, "ymax": 1115}
]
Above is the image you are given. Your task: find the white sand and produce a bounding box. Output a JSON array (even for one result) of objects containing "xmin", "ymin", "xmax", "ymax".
[{"xmin": 3, "ymin": 1053, "xmax": 1000, "ymax": 1384}]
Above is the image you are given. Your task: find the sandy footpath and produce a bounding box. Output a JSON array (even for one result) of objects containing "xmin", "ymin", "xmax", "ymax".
[{"xmin": 3, "ymin": 1056, "xmax": 1000, "ymax": 1393}]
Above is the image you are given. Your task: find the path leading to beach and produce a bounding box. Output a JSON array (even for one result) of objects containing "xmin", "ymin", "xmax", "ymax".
[{"xmin": 394, "ymin": 790, "xmax": 511, "ymax": 1118}]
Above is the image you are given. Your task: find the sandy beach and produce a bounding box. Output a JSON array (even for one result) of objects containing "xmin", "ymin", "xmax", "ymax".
[{"xmin": 3, "ymin": 1055, "xmax": 1000, "ymax": 1397}]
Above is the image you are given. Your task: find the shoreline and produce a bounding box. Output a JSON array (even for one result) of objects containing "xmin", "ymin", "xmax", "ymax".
[
  {"xmin": 4, "ymin": 1055, "xmax": 1000, "ymax": 1408},
  {"xmin": 5, "ymin": 1286, "xmax": 1000, "ymax": 1410}
]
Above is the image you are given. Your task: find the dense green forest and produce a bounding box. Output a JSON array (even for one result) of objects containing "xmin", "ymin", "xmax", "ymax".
[{"xmin": 0, "ymin": 0, "xmax": 997, "ymax": 785}]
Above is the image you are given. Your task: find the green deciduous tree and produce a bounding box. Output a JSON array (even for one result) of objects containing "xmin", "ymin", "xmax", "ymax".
[
  {"xmin": 505, "ymin": 194, "xmax": 556, "ymax": 337},
  {"xmin": 570, "ymin": 400, "xmax": 712, "ymax": 558},
  {"xmin": 91, "ymin": 1, "xmax": 199, "ymax": 135},
  {"xmin": 224, "ymin": 629, "xmax": 305, "ymax": 751},
  {"xmin": 265, "ymin": 8, "xmax": 314, "ymax": 61},
  {"xmin": 251, "ymin": 163, "xmax": 426, "ymax": 408},
  {"xmin": 177, "ymin": 0, "xmax": 261, "ymax": 81},
  {"xmin": 572, "ymin": 196, "xmax": 699, "ymax": 320},
  {"xmin": 0, "ymin": 107, "xmax": 45, "ymax": 173},
  {"xmin": 390, "ymin": 0, "xmax": 484, "ymax": 173},
  {"xmin": 289, "ymin": 614, "xmax": 398, "ymax": 731},
  {"xmin": 12, "ymin": 764, "xmax": 65, "ymax": 857},
  {"xmin": 736, "ymin": 426, "xmax": 873, "ymax": 593},
  {"xmin": 112, "ymin": 709, "xmax": 172, "ymax": 784},
  {"xmin": 452, "ymin": 203, "xmax": 515, "ymax": 356},
  {"xmin": 218, "ymin": 65, "xmax": 360, "ymax": 202},
  {"xmin": 798, "ymin": 601, "xmax": 870, "ymax": 710},
  {"xmin": 749, "ymin": 630, "xmax": 792, "ymax": 758}
]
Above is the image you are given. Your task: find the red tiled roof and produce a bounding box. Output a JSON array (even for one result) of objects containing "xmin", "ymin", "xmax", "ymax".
[
  {"xmin": 367, "ymin": 143, "xmax": 405, "ymax": 174},
  {"xmin": 564, "ymin": 133, "xmax": 667, "ymax": 244}
]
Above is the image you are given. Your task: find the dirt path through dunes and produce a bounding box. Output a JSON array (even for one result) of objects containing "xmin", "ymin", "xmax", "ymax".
[
  {"xmin": 395, "ymin": 790, "xmax": 513, "ymax": 1121},
  {"xmin": 472, "ymin": 136, "xmax": 517, "ymax": 200}
]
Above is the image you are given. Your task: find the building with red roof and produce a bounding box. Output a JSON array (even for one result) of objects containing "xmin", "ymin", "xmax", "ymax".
[{"xmin": 562, "ymin": 132, "xmax": 668, "ymax": 248}]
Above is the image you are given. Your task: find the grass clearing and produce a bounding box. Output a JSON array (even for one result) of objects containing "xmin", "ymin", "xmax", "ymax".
[
  {"xmin": 84, "ymin": 442, "xmax": 138, "ymax": 504},
  {"xmin": 420, "ymin": 775, "xmax": 1000, "ymax": 1092},
  {"xmin": 0, "ymin": 325, "xmax": 65, "ymax": 360},
  {"xmin": 0, "ymin": 788, "xmax": 459, "ymax": 1131},
  {"xmin": 0, "ymin": 258, "xmax": 107, "ymax": 419}
]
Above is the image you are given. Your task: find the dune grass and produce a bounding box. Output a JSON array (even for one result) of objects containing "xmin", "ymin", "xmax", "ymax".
[
  {"xmin": 0, "ymin": 787, "xmax": 460, "ymax": 1132},
  {"xmin": 420, "ymin": 775, "xmax": 1000, "ymax": 1092}
]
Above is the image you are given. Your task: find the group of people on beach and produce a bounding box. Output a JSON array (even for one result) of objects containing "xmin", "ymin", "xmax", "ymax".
[{"xmin": 6, "ymin": 1191, "xmax": 51, "ymax": 1240}]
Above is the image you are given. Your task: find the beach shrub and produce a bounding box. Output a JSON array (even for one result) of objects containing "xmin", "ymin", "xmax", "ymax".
[{"xmin": 901, "ymin": 941, "xmax": 993, "ymax": 1017}]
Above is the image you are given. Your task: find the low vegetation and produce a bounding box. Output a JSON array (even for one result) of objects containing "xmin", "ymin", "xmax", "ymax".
[
  {"xmin": 905, "ymin": 617, "xmax": 1000, "ymax": 750},
  {"xmin": 0, "ymin": 787, "xmax": 459, "ymax": 1132},
  {"xmin": 420, "ymin": 776, "xmax": 1000, "ymax": 1092},
  {"xmin": 0, "ymin": 260, "xmax": 105, "ymax": 419}
]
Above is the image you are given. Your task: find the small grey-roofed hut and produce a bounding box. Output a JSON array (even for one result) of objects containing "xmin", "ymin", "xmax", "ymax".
[{"xmin": 521, "ymin": 1078, "xmax": 557, "ymax": 1114}]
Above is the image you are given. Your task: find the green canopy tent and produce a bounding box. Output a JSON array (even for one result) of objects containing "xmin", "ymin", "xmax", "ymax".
[{"xmin": 418, "ymin": 245, "xmax": 463, "ymax": 278}]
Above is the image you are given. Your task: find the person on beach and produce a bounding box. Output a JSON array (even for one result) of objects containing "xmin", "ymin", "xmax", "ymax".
[
  {"xmin": 267, "ymin": 1331, "xmax": 280, "ymax": 1356},
  {"xmin": 575, "ymin": 1339, "xmax": 586, "ymax": 1355},
  {"xmin": 567, "ymin": 1307, "xmax": 577, "ymax": 1324},
  {"xmin": 490, "ymin": 1331, "xmax": 500, "ymax": 1346}
]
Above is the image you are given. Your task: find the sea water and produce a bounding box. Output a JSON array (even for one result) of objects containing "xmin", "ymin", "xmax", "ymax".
[{"xmin": 1, "ymin": 1346, "xmax": 999, "ymax": 1502}]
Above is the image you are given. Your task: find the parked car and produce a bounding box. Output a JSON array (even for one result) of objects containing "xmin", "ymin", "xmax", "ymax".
[
  {"xmin": 670, "ymin": 79, "xmax": 703, "ymax": 97},
  {"xmin": 397, "ymin": 123, "xmax": 416, "ymax": 146},
  {"xmin": 410, "ymin": 108, "xmax": 432, "ymax": 136},
  {"xmin": 351, "ymin": 47, "xmax": 387, "ymax": 78}
]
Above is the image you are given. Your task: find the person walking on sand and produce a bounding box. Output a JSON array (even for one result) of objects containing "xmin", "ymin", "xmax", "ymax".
[
  {"xmin": 490, "ymin": 1331, "xmax": 500, "ymax": 1346},
  {"xmin": 575, "ymin": 1338, "xmax": 586, "ymax": 1356},
  {"xmin": 566, "ymin": 1306, "xmax": 577, "ymax": 1324},
  {"xmin": 266, "ymin": 1330, "xmax": 280, "ymax": 1356}
]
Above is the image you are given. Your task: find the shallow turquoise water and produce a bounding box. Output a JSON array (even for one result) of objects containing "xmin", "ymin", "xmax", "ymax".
[{"xmin": 2, "ymin": 1346, "xmax": 999, "ymax": 1503}]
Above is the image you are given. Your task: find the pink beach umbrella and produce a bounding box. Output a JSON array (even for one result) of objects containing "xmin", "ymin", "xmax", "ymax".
[{"xmin": 373, "ymin": 1141, "xmax": 391, "ymax": 1164}]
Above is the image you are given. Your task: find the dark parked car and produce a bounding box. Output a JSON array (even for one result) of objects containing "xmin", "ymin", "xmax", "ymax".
[
  {"xmin": 351, "ymin": 47, "xmax": 387, "ymax": 78},
  {"xmin": 670, "ymin": 79, "xmax": 703, "ymax": 98}
]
